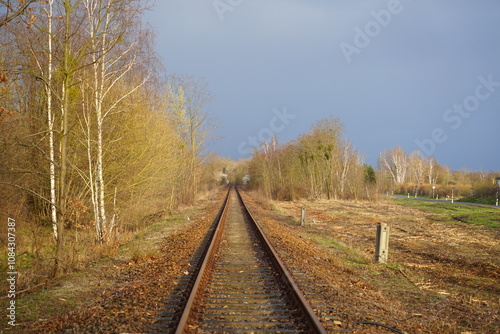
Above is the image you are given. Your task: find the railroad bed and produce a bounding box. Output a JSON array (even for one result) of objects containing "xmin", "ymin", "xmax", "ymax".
[{"xmin": 153, "ymin": 187, "xmax": 332, "ymax": 333}]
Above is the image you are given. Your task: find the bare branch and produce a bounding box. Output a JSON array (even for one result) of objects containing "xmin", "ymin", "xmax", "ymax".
[{"xmin": 0, "ymin": 0, "xmax": 37, "ymax": 27}]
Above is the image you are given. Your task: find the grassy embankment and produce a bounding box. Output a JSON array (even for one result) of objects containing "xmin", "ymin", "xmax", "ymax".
[
  {"xmin": 392, "ymin": 197, "xmax": 500, "ymax": 229},
  {"xmin": 0, "ymin": 207, "xmax": 200, "ymax": 329}
]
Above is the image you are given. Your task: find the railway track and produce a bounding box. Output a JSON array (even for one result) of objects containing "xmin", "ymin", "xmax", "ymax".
[{"xmin": 154, "ymin": 187, "xmax": 332, "ymax": 333}]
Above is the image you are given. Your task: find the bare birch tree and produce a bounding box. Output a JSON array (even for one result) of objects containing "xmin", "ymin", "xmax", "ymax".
[
  {"xmin": 426, "ymin": 156, "xmax": 439, "ymax": 185},
  {"xmin": 379, "ymin": 146, "xmax": 408, "ymax": 185},
  {"xmin": 81, "ymin": 0, "xmax": 150, "ymax": 243},
  {"xmin": 168, "ymin": 75, "xmax": 216, "ymax": 203},
  {"xmin": 409, "ymin": 151, "xmax": 425, "ymax": 185}
]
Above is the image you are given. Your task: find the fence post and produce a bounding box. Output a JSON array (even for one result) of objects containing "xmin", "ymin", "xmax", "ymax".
[
  {"xmin": 375, "ymin": 223, "xmax": 390, "ymax": 264},
  {"xmin": 301, "ymin": 207, "xmax": 306, "ymax": 226}
]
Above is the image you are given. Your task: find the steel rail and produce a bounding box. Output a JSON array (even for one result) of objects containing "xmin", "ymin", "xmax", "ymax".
[
  {"xmin": 174, "ymin": 187, "xmax": 231, "ymax": 334},
  {"xmin": 235, "ymin": 187, "xmax": 328, "ymax": 334},
  {"xmin": 174, "ymin": 186, "xmax": 328, "ymax": 333}
]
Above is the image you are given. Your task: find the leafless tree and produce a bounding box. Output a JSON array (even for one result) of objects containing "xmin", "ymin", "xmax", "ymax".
[
  {"xmin": 0, "ymin": 0, "xmax": 37, "ymax": 27},
  {"xmin": 379, "ymin": 146, "xmax": 408, "ymax": 185}
]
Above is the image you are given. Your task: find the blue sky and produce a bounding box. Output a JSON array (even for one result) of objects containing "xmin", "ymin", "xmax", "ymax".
[{"xmin": 145, "ymin": 1, "xmax": 500, "ymax": 171}]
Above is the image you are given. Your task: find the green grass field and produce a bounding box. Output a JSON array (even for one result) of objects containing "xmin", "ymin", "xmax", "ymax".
[{"xmin": 391, "ymin": 198, "xmax": 500, "ymax": 229}]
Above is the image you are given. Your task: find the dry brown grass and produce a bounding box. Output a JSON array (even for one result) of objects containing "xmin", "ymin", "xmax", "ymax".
[
  {"xmin": 242, "ymin": 190, "xmax": 500, "ymax": 333},
  {"xmin": 3, "ymin": 188, "xmax": 226, "ymax": 332}
]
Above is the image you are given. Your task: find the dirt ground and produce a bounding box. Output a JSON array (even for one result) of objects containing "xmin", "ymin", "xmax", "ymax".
[
  {"xmin": 6, "ymin": 190, "xmax": 226, "ymax": 333},
  {"xmin": 8, "ymin": 188, "xmax": 499, "ymax": 333},
  {"xmin": 240, "ymin": 190, "xmax": 500, "ymax": 333}
]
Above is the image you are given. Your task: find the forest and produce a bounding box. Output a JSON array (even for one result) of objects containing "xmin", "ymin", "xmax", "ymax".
[{"xmin": 0, "ymin": 0, "xmax": 222, "ymax": 283}]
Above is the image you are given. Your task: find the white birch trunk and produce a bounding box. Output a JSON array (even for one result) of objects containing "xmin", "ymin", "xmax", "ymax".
[
  {"xmin": 85, "ymin": 0, "xmax": 110, "ymax": 242},
  {"xmin": 84, "ymin": 102, "xmax": 101, "ymax": 241},
  {"xmin": 46, "ymin": 0, "xmax": 58, "ymax": 241},
  {"xmin": 84, "ymin": 0, "xmax": 149, "ymax": 241}
]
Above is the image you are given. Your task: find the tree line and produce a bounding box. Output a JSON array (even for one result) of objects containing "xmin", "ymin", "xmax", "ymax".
[
  {"xmin": 1, "ymin": 0, "xmax": 216, "ymax": 277},
  {"xmin": 378, "ymin": 146, "xmax": 499, "ymax": 200},
  {"xmin": 245, "ymin": 117, "xmax": 498, "ymax": 202},
  {"xmin": 246, "ymin": 117, "xmax": 377, "ymax": 201}
]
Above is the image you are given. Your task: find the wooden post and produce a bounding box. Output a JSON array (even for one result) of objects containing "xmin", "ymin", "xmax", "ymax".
[
  {"xmin": 301, "ymin": 207, "xmax": 306, "ymax": 226},
  {"xmin": 375, "ymin": 223, "xmax": 390, "ymax": 264}
]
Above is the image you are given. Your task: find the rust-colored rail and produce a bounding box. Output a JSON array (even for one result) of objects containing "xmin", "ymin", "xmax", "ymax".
[
  {"xmin": 236, "ymin": 187, "xmax": 328, "ymax": 334},
  {"xmin": 173, "ymin": 186, "xmax": 328, "ymax": 333}
]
